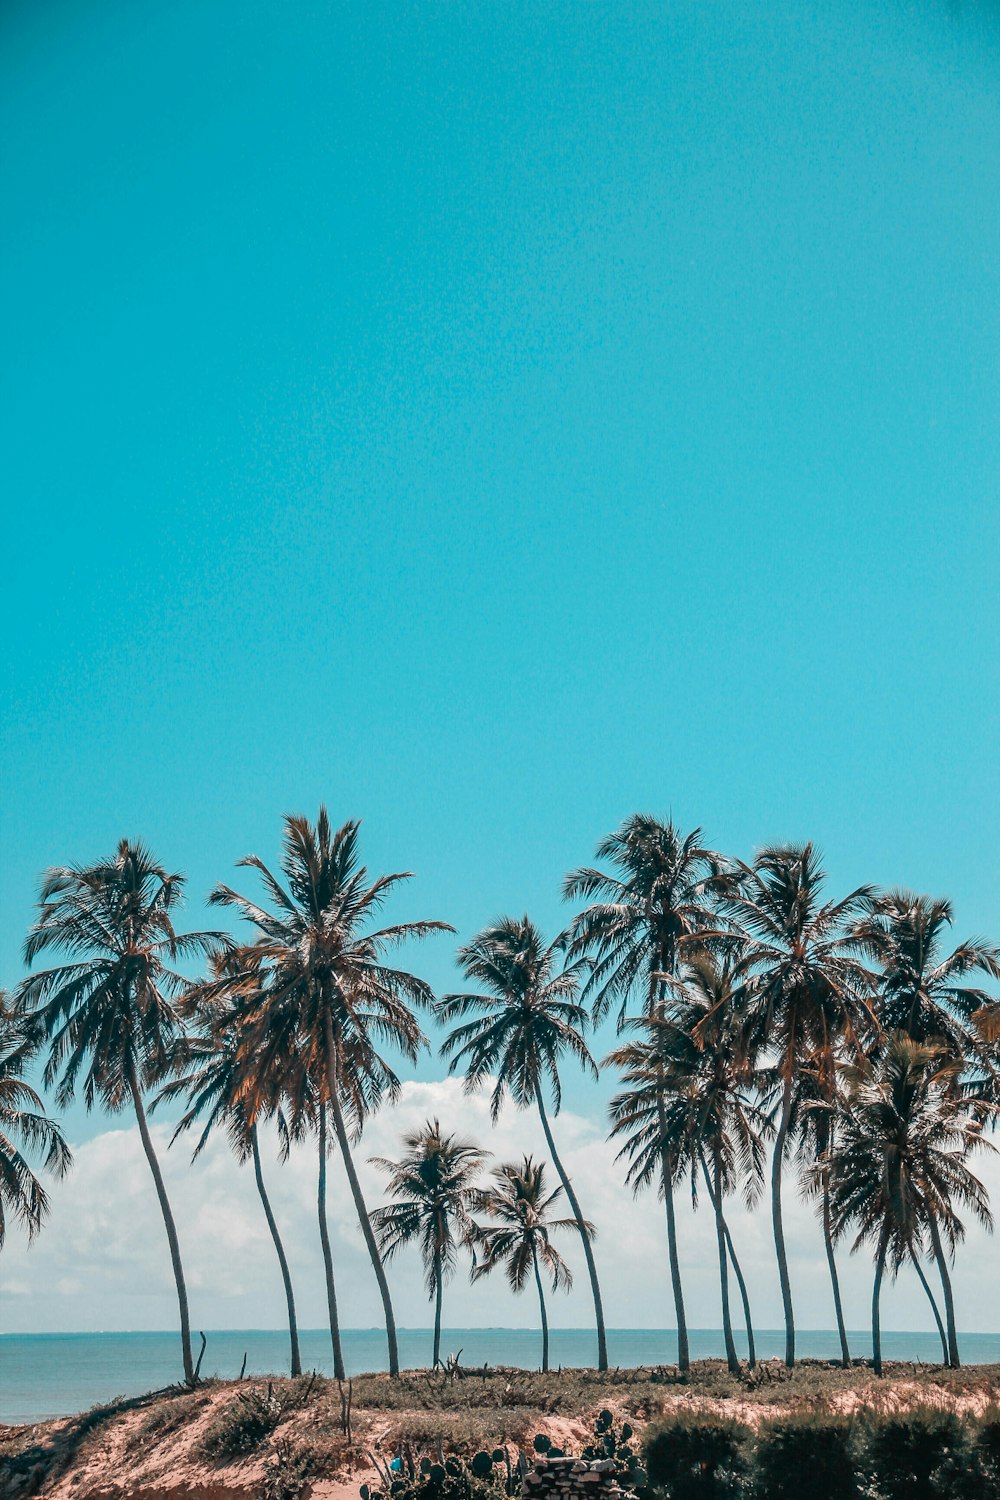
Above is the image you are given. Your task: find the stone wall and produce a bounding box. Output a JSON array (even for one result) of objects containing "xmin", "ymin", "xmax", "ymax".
[{"xmin": 522, "ymin": 1457, "xmax": 625, "ymax": 1500}]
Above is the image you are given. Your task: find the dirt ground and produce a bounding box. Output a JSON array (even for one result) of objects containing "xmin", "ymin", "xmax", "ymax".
[{"xmin": 3, "ymin": 1362, "xmax": 998, "ymax": 1500}]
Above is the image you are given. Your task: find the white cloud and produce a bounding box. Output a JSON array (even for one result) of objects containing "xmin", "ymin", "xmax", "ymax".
[{"xmin": 3, "ymin": 1075, "xmax": 998, "ymax": 1338}]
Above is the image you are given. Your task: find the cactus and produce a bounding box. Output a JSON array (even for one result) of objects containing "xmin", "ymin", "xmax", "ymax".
[
  {"xmin": 491, "ymin": 1450, "xmax": 505, "ymax": 1465},
  {"xmin": 429, "ymin": 1465, "xmax": 447, "ymax": 1485},
  {"xmin": 471, "ymin": 1453, "xmax": 494, "ymax": 1479},
  {"xmin": 532, "ymin": 1435, "xmax": 551, "ymax": 1454}
]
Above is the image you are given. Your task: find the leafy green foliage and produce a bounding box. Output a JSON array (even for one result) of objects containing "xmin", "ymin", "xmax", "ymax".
[
  {"xmin": 751, "ymin": 1413, "xmax": 858, "ymax": 1500},
  {"xmin": 643, "ymin": 1412, "xmax": 751, "ymax": 1499},
  {"xmin": 858, "ymin": 1408, "xmax": 982, "ymax": 1500}
]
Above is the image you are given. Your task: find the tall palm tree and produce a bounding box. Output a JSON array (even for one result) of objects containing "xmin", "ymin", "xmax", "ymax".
[
  {"xmin": 209, "ymin": 810, "xmax": 452, "ymax": 1377},
  {"xmin": 564, "ymin": 815, "xmax": 731, "ymax": 1370},
  {"xmin": 824, "ymin": 1033, "xmax": 993, "ymax": 1374},
  {"xmin": 471, "ymin": 1156, "xmax": 581, "ymax": 1373},
  {"xmin": 607, "ymin": 953, "xmax": 768, "ymax": 1375},
  {"xmin": 853, "ymin": 890, "xmax": 1000, "ymax": 1365},
  {"xmin": 0, "ymin": 996, "xmax": 72, "ymax": 1246},
  {"xmin": 437, "ymin": 916, "xmax": 608, "ymax": 1370},
  {"xmin": 790, "ymin": 1056, "xmax": 852, "ymax": 1367},
  {"xmin": 371, "ymin": 1119, "xmax": 486, "ymax": 1367},
  {"xmin": 853, "ymin": 892, "xmax": 1000, "ymax": 1057},
  {"xmin": 154, "ymin": 991, "xmax": 303, "ymax": 1377},
  {"xmin": 17, "ymin": 841, "xmax": 222, "ymax": 1383},
  {"xmin": 720, "ymin": 843, "xmax": 874, "ymax": 1367}
]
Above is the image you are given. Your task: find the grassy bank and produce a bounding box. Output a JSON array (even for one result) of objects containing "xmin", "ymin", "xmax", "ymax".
[{"xmin": 3, "ymin": 1362, "xmax": 1000, "ymax": 1500}]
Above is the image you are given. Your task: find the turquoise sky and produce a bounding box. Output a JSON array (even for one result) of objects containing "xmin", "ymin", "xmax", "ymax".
[{"xmin": 3, "ymin": 0, "xmax": 998, "ymax": 1145}]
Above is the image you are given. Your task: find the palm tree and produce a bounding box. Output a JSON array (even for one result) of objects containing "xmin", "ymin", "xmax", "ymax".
[
  {"xmin": 209, "ymin": 810, "xmax": 452, "ymax": 1377},
  {"xmin": 720, "ymin": 843, "xmax": 874, "ymax": 1367},
  {"xmin": 790, "ymin": 1056, "xmax": 853, "ymax": 1367},
  {"xmin": 853, "ymin": 891, "xmax": 1000, "ymax": 1057},
  {"xmin": 0, "ymin": 996, "xmax": 72, "ymax": 1246},
  {"xmin": 371, "ymin": 1119, "xmax": 487, "ymax": 1367},
  {"xmin": 471, "ymin": 1156, "xmax": 582, "ymax": 1373},
  {"xmin": 564, "ymin": 815, "xmax": 731, "ymax": 1370},
  {"xmin": 17, "ymin": 841, "xmax": 222, "ymax": 1383},
  {"xmin": 824, "ymin": 1033, "xmax": 994, "ymax": 1374},
  {"xmin": 437, "ymin": 916, "xmax": 608, "ymax": 1370},
  {"xmin": 607, "ymin": 953, "xmax": 768, "ymax": 1375},
  {"xmin": 154, "ymin": 990, "xmax": 303, "ymax": 1377}
]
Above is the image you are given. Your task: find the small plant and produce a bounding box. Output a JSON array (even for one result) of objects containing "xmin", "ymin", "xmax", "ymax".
[
  {"xmin": 362, "ymin": 1450, "xmax": 505, "ymax": 1500},
  {"xmin": 752, "ymin": 1413, "xmax": 858, "ymax": 1500},
  {"xmin": 581, "ymin": 1409, "xmax": 647, "ymax": 1492},
  {"xmin": 858, "ymin": 1407, "xmax": 980, "ymax": 1500},
  {"xmin": 200, "ymin": 1381, "xmax": 316, "ymax": 1464},
  {"xmin": 643, "ymin": 1411, "xmax": 751, "ymax": 1500}
]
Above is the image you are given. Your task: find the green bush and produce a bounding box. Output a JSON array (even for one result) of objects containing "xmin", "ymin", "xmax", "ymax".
[
  {"xmin": 858, "ymin": 1407, "xmax": 982, "ymax": 1500},
  {"xmin": 643, "ymin": 1412, "xmax": 750, "ymax": 1499},
  {"xmin": 752, "ymin": 1413, "xmax": 858, "ymax": 1500},
  {"xmin": 974, "ymin": 1405, "xmax": 1000, "ymax": 1487}
]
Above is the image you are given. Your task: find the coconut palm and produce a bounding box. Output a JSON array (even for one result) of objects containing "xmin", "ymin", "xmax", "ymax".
[
  {"xmin": 790, "ymin": 1055, "xmax": 853, "ymax": 1367},
  {"xmin": 853, "ymin": 891, "xmax": 1000, "ymax": 1057},
  {"xmin": 823, "ymin": 1033, "xmax": 994, "ymax": 1373},
  {"xmin": 209, "ymin": 810, "xmax": 452, "ymax": 1377},
  {"xmin": 371, "ymin": 1119, "xmax": 487, "ymax": 1367},
  {"xmin": 437, "ymin": 916, "xmax": 608, "ymax": 1370},
  {"xmin": 608, "ymin": 953, "xmax": 768, "ymax": 1374},
  {"xmin": 563, "ymin": 815, "xmax": 731, "ymax": 1370},
  {"xmin": 17, "ymin": 841, "xmax": 223, "ymax": 1383},
  {"xmin": 471, "ymin": 1156, "xmax": 582, "ymax": 1373},
  {"xmin": 720, "ymin": 843, "xmax": 874, "ymax": 1367},
  {"xmin": 154, "ymin": 988, "xmax": 303, "ymax": 1378},
  {"xmin": 0, "ymin": 996, "xmax": 72, "ymax": 1246}
]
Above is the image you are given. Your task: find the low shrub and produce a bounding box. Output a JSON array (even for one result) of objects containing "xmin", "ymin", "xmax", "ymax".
[
  {"xmin": 199, "ymin": 1380, "xmax": 317, "ymax": 1464},
  {"xmin": 752, "ymin": 1413, "xmax": 858, "ymax": 1500},
  {"xmin": 857, "ymin": 1407, "xmax": 982, "ymax": 1500},
  {"xmin": 643, "ymin": 1411, "xmax": 751, "ymax": 1499}
]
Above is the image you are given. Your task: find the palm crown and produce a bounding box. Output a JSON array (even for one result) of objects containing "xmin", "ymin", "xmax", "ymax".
[{"xmin": 0, "ymin": 997, "xmax": 72, "ymax": 1245}]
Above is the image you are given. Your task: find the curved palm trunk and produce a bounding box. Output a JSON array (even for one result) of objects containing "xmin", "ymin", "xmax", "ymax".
[
  {"xmin": 822, "ymin": 1184, "xmax": 851, "ymax": 1368},
  {"xmin": 536, "ymin": 1094, "xmax": 608, "ymax": 1372},
  {"xmin": 317, "ymin": 1104, "xmax": 346, "ymax": 1380},
  {"xmin": 872, "ymin": 1226, "xmax": 889, "ymax": 1377},
  {"xmin": 700, "ymin": 1156, "xmax": 755, "ymax": 1367},
  {"xmin": 323, "ymin": 1014, "xmax": 400, "ymax": 1377},
  {"xmin": 662, "ymin": 1147, "xmax": 690, "ymax": 1372},
  {"xmin": 928, "ymin": 1217, "xmax": 960, "ymax": 1368},
  {"xmin": 911, "ymin": 1253, "xmax": 948, "ymax": 1365},
  {"xmin": 432, "ymin": 1248, "xmax": 444, "ymax": 1369},
  {"xmin": 251, "ymin": 1126, "xmax": 302, "ymax": 1377},
  {"xmin": 708, "ymin": 1154, "xmax": 739, "ymax": 1374},
  {"xmin": 772, "ymin": 1073, "xmax": 796, "ymax": 1367},
  {"xmin": 531, "ymin": 1245, "xmax": 550, "ymax": 1373},
  {"xmin": 128, "ymin": 1068, "xmax": 194, "ymax": 1384}
]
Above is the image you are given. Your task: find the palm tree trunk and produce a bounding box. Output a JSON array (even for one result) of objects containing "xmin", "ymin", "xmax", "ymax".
[
  {"xmin": 822, "ymin": 1183, "xmax": 851, "ymax": 1368},
  {"xmin": 532, "ymin": 1245, "xmax": 550, "ymax": 1373},
  {"xmin": 128, "ymin": 1066, "xmax": 194, "ymax": 1385},
  {"xmin": 872, "ymin": 1226, "xmax": 889, "ymax": 1377},
  {"xmin": 662, "ymin": 1146, "xmax": 690, "ymax": 1372},
  {"xmin": 772, "ymin": 1072, "xmax": 796, "ymax": 1368},
  {"xmin": 433, "ymin": 1248, "xmax": 444, "ymax": 1369},
  {"xmin": 700, "ymin": 1156, "xmax": 755, "ymax": 1367},
  {"xmin": 927, "ymin": 1217, "xmax": 960, "ymax": 1368},
  {"xmin": 536, "ymin": 1094, "xmax": 608, "ymax": 1372},
  {"xmin": 251, "ymin": 1125, "xmax": 302, "ymax": 1378},
  {"xmin": 323, "ymin": 1013, "xmax": 400, "ymax": 1377},
  {"xmin": 708, "ymin": 1154, "xmax": 739, "ymax": 1374},
  {"xmin": 911, "ymin": 1253, "xmax": 949, "ymax": 1365},
  {"xmin": 317, "ymin": 1104, "xmax": 346, "ymax": 1380}
]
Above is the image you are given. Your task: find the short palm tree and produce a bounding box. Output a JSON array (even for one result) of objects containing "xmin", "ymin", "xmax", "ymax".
[
  {"xmin": 564, "ymin": 814, "xmax": 731, "ymax": 1370},
  {"xmin": 371, "ymin": 1119, "xmax": 487, "ymax": 1366},
  {"xmin": 824, "ymin": 1033, "xmax": 994, "ymax": 1373},
  {"xmin": 155, "ymin": 989, "xmax": 303, "ymax": 1377},
  {"xmin": 0, "ymin": 996, "xmax": 72, "ymax": 1246},
  {"xmin": 17, "ymin": 841, "xmax": 222, "ymax": 1383},
  {"xmin": 720, "ymin": 843, "xmax": 874, "ymax": 1367},
  {"xmin": 437, "ymin": 916, "xmax": 608, "ymax": 1370},
  {"xmin": 209, "ymin": 810, "xmax": 452, "ymax": 1377},
  {"xmin": 471, "ymin": 1156, "xmax": 582, "ymax": 1373}
]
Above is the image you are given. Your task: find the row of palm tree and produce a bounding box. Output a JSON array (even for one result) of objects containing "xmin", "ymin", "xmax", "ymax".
[{"xmin": 2, "ymin": 811, "xmax": 998, "ymax": 1385}]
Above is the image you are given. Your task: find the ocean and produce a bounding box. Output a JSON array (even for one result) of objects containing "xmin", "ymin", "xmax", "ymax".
[{"xmin": 4, "ymin": 1328, "xmax": 1000, "ymax": 1424}]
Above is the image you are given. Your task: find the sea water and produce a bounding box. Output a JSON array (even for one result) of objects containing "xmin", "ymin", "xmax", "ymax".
[{"xmin": 4, "ymin": 1328, "xmax": 1000, "ymax": 1424}]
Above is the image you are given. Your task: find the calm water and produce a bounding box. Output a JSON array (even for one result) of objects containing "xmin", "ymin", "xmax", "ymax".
[{"xmin": 4, "ymin": 1328, "xmax": 1000, "ymax": 1424}]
